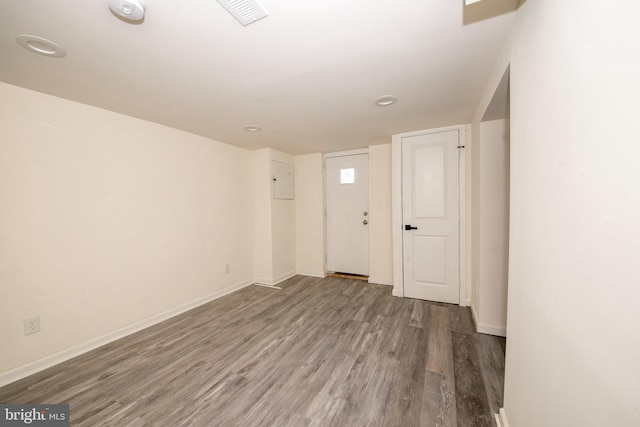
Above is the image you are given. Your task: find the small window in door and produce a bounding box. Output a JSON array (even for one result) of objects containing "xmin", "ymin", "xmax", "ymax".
[{"xmin": 340, "ymin": 168, "xmax": 355, "ymax": 184}]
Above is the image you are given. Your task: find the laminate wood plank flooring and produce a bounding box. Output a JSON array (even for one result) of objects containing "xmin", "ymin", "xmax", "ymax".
[{"xmin": 0, "ymin": 276, "xmax": 505, "ymax": 427}]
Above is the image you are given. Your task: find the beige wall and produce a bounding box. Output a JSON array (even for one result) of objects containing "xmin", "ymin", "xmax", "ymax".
[
  {"xmin": 368, "ymin": 144, "xmax": 393, "ymax": 285},
  {"xmin": 479, "ymin": 1, "xmax": 640, "ymax": 425},
  {"xmin": 253, "ymin": 149, "xmax": 296, "ymax": 285},
  {"xmin": 294, "ymin": 153, "xmax": 325, "ymax": 277},
  {"xmin": 0, "ymin": 84, "xmax": 392, "ymax": 382},
  {"xmin": 294, "ymin": 147, "xmax": 393, "ymax": 284},
  {"xmin": 253, "ymin": 149, "xmax": 273, "ymax": 282},
  {"xmin": 470, "ymin": 119, "xmax": 509, "ymax": 336},
  {"xmin": 269, "ymin": 150, "xmax": 296, "ymax": 283},
  {"xmin": 0, "ymin": 82, "xmax": 254, "ymax": 378}
]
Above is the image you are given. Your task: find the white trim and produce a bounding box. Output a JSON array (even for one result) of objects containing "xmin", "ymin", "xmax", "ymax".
[
  {"xmin": 392, "ymin": 124, "xmax": 468, "ymax": 304},
  {"xmin": 393, "ymin": 124, "xmax": 469, "ymax": 140},
  {"xmin": 323, "ymin": 148, "xmax": 369, "ymax": 159},
  {"xmin": 368, "ymin": 277, "xmax": 393, "ymax": 286},
  {"xmin": 255, "ymin": 270, "xmax": 296, "ymax": 287},
  {"xmin": 253, "ymin": 283, "xmax": 282, "ymax": 290},
  {"xmin": 458, "ymin": 127, "xmax": 468, "ymax": 306},
  {"xmin": 477, "ymin": 323, "xmax": 507, "ymax": 337},
  {"xmin": 471, "ymin": 299, "xmax": 480, "ymax": 330},
  {"xmin": 470, "ymin": 294, "xmax": 507, "ymax": 337},
  {"xmin": 0, "ymin": 278, "xmax": 253, "ymax": 388},
  {"xmin": 391, "ymin": 136, "xmax": 404, "ymax": 298},
  {"xmin": 495, "ymin": 408, "xmax": 510, "ymax": 427},
  {"xmin": 296, "ymin": 269, "xmax": 326, "ymax": 278}
]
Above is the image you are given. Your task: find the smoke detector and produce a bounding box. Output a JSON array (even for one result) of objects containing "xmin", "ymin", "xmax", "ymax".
[
  {"xmin": 215, "ymin": 0, "xmax": 269, "ymax": 26},
  {"xmin": 109, "ymin": 0, "xmax": 146, "ymax": 22}
]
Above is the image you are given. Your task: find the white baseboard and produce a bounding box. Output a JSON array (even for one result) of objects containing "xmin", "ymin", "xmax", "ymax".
[
  {"xmin": 470, "ymin": 302, "xmax": 507, "ymax": 337},
  {"xmin": 255, "ymin": 270, "xmax": 296, "ymax": 287},
  {"xmin": 273, "ymin": 271, "xmax": 296, "ymax": 285},
  {"xmin": 470, "ymin": 301, "xmax": 479, "ymax": 329},
  {"xmin": 477, "ymin": 323, "xmax": 507, "ymax": 337},
  {"xmin": 368, "ymin": 277, "xmax": 393, "ymax": 286},
  {"xmin": 392, "ymin": 286, "xmax": 403, "ymax": 297},
  {"xmin": 0, "ymin": 278, "xmax": 253, "ymax": 388},
  {"xmin": 495, "ymin": 408, "xmax": 510, "ymax": 427},
  {"xmin": 296, "ymin": 269, "xmax": 326, "ymax": 278}
]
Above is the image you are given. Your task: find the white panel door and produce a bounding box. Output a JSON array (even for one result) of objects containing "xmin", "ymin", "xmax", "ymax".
[
  {"xmin": 402, "ymin": 131, "xmax": 459, "ymax": 303},
  {"xmin": 326, "ymin": 154, "xmax": 369, "ymax": 276}
]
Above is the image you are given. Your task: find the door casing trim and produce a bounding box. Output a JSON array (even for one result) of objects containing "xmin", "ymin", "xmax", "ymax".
[{"xmin": 391, "ymin": 125, "xmax": 467, "ymax": 305}]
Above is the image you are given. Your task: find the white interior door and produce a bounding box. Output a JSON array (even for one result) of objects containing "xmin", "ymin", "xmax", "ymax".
[
  {"xmin": 402, "ymin": 131, "xmax": 460, "ymax": 303},
  {"xmin": 326, "ymin": 154, "xmax": 369, "ymax": 276}
]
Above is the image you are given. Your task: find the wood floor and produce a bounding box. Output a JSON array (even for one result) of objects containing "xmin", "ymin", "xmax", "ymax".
[{"xmin": 0, "ymin": 276, "xmax": 505, "ymax": 427}]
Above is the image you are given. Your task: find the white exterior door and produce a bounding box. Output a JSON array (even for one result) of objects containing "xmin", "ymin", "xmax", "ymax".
[
  {"xmin": 326, "ymin": 153, "xmax": 369, "ymax": 276},
  {"xmin": 402, "ymin": 131, "xmax": 460, "ymax": 303}
]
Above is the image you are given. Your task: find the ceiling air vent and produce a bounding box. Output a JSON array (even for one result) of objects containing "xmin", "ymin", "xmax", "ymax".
[{"xmin": 215, "ymin": 0, "xmax": 269, "ymax": 26}]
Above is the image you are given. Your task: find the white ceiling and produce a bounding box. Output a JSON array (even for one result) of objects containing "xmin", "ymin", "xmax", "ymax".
[{"xmin": 0, "ymin": 0, "xmax": 516, "ymax": 155}]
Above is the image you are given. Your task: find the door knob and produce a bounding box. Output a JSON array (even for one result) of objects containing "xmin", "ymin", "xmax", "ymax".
[
  {"xmin": 363, "ymin": 211, "xmax": 368, "ymax": 216},
  {"xmin": 363, "ymin": 219, "xmax": 368, "ymax": 225},
  {"xmin": 404, "ymin": 224, "xmax": 418, "ymax": 230}
]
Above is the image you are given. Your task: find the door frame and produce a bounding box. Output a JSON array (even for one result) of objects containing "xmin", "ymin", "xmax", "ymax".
[
  {"xmin": 324, "ymin": 148, "xmax": 369, "ymax": 274},
  {"xmin": 391, "ymin": 125, "xmax": 468, "ymax": 305}
]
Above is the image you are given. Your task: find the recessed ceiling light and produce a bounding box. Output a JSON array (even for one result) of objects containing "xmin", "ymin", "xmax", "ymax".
[
  {"xmin": 16, "ymin": 35, "xmax": 66, "ymax": 58},
  {"xmin": 244, "ymin": 126, "xmax": 262, "ymax": 132},
  {"xmin": 108, "ymin": 0, "xmax": 146, "ymax": 22},
  {"xmin": 374, "ymin": 95, "xmax": 398, "ymax": 107}
]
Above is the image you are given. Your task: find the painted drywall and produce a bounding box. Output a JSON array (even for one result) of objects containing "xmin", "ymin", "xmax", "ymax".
[
  {"xmin": 479, "ymin": 1, "xmax": 640, "ymax": 425},
  {"xmin": 368, "ymin": 144, "xmax": 393, "ymax": 285},
  {"xmin": 270, "ymin": 150, "xmax": 296, "ymax": 283},
  {"xmin": 294, "ymin": 153, "xmax": 325, "ymax": 277},
  {"xmin": 253, "ymin": 148, "xmax": 296, "ymax": 285},
  {"xmin": 0, "ymin": 82, "xmax": 254, "ymax": 377},
  {"xmin": 252, "ymin": 149, "xmax": 273, "ymax": 283},
  {"xmin": 470, "ymin": 119, "xmax": 509, "ymax": 336}
]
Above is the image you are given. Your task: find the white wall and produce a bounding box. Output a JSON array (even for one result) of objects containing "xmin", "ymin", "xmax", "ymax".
[
  {"xmin": 253, "ymin": 149, "xmax": 273, "ymax": 283},
  {"xmin": 0, "ymin": 82, "xmax": 254, "ymax": 380},
  {"xmin": 294, "ymin": 147, "xmax": 392, "ymax": 284},
  {"xmin": 368, "ymin": 144, "xmax": 393, "ymax": 285},
  {"xmin": 470, "ymin": 119, "xmax": 510, "ymax": 336},
  {"xmin": 253, "ymin": 148, "xmax": 296, "ymax": 285},
  {"xmin": 294, "ymin": 153, "xmax": 325, "ymax": 277},
  {"xmin": 482, "ymin": 1, "xmax": 640, "ymax": 425},
  {"xmin": 269, "ymin": 150, "xmax": 296, "ymax": 283}
]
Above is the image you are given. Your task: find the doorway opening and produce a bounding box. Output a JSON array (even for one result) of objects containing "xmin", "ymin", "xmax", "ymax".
[{"xmin": 472, "ymin": 65, "xmax": 510, "ymax": 338}]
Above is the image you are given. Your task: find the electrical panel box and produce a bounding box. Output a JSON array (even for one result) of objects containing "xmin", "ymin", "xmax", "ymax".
[{"xmin": 272, "ymin": 160, "xmax": 294, "ymax": 200}]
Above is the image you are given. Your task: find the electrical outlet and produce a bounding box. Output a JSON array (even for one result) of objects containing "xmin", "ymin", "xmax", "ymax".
[
  {"xmin": 23, "ymin": 316, "xmax": 41, "ymax": 335},
  {"xmin": 224, "ymin": 264, "xmax": 230, "ymax": 274}
]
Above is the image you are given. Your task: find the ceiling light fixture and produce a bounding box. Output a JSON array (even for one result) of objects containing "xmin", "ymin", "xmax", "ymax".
[
  {"xmin": 108, "ymin": 0, "xmax": 146, "ymax": 22},
  {"xmin": 244, "ymin": 125, "xmax": 262, "ymax": 132},
  {"xmin": 16, "ymin": 35, "xmax": 66, "ymax": 58},
  {"xmin": 374, "ymin": 95, "xmax": 398, "ymax": 107}
]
